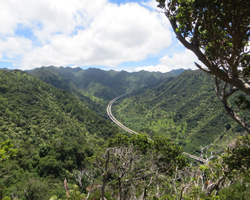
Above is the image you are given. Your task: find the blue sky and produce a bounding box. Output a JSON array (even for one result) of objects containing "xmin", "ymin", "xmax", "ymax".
[{"xmin": 0, "ymin": 0, "xmax": 198, "ymax": 72}]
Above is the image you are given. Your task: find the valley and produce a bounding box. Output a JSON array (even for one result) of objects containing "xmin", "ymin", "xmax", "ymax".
[
  {"xmin": 25, "ymin": 66, "xmax": 246, "ymax": 153},
  {"xmin": 107, "ymin": 92, "xmax": 207, "ymax": 163},
  {"xmin": 112, "ymin": 70, "xmax": 245, "ymax": 153},
  {"xmin": 0, "ymin": 66, "xmax": 249, "ymax": 199}
]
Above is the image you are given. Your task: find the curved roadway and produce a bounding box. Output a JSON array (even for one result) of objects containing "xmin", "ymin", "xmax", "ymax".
[
  {"xmin": 107, "ymin": 93, "xmax": 138, "ymax": 135},
  {"xmin": 107, "ymin": 93, "xmax": 206, "ymax": 163}
]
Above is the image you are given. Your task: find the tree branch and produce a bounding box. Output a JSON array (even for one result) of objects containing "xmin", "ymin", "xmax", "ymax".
[
  {"xmin": 214, "ymin": 77, "xmax": 250, "ymax": 133},
  {"xmin": 164, "ymin": 10, "xmax": 250, "ymax": 95}
]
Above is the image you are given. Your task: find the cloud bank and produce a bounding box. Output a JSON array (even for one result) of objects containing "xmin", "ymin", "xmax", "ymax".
[
  {"xmin": 135, "ymin": 49, "xmax": 200, "ymax": 72},
  {"xmin": 0, "ymin": 0, "xmax": 172, "ymax": 70}
]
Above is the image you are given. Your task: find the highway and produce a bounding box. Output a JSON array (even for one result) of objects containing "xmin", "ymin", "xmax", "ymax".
[
  {"xmin": 107, "ymin": 93, "xmax": 207, "ymax": 163},
  {"xmin": 107, "ymin": 93, "xmax": 139, "ymax": 135}
]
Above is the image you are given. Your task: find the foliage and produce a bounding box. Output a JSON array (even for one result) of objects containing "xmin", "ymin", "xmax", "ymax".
[
  {"xmin": 1, "ymin": 67, "xmax": 250, "ymax": 199},
  {"xmin": 0, "ymin": 140, "xmax": 17, "ymax": 163},
  {"xmin": 156, "ymin": 0, "xmax": 250, "ymax": 133},
  {"xmin": 156, "ymin": 0, "xmax": 250, "ymax": 85},
  {"xmin": 222, "ymin": 135, "xmax": 250, "ymax": 173},
  {"xmin": 27, "ymin": 66, "xmax": 175, "ymax": 118},
  {"xmin": 219, "ymin": 174, "xmax": 250, "ymax": 200},
  {"xmin": 113, "ymin": 70, "xmax": 247, "ymax": 153},
  {"xmin": 74, "ymin": 134, "xmax": 250, "ymax": 199},
  {"xmin": 0, "ymin": 69, "xmax": 119, "ymax": 199},
  {"xmin": 0, "ymin": 70, "xmax": 118, "ymax": 145},
  {"xmin": 184, "ymin": 135, "xmax": 250, "ymax": 198},
  {"xmin": 88, "ymin": 133, "xmax": 188, "ymax": 199}
]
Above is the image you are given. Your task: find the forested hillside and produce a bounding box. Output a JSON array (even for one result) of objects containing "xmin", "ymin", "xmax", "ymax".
[
  {"xmin": 26, "ymin": 66, "xmax": 247, "ymax": 153},
  {"xmin": 113, "ymin": 70, "xmax": 246, "ymax": 153},
  {"xmin": 26, "ymin": 67, "xmax": 108, "ymax": 118},
  {"xmin": 1, "ymin": 68, "xmax": 249, "ymax": 199},
  {"xmin": 1, "ymin": 0, "xmax": 250, "ymax": 197},
  {"xmin": 27, "ymin": 66, "xmax": 175, "ymax": 99},
  {"xmin": 27, "ymin": 66, "xmax": 175, "ymax": 118},
  {"xmin": 0, "ymin": 69, "xmax": 119, "ymax": 199}
]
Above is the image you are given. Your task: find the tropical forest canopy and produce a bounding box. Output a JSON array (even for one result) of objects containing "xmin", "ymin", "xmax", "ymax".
[
  {"xmin": 0, "ymin": 1, "xmax": 250, "ymax": 199},
  {"xmin": 0, "ymin": 65, "xmax": 250, "ymax": 199},
  {"xmin": 0, "ymin": 0, "xmax": 249, "ymax": 199}
]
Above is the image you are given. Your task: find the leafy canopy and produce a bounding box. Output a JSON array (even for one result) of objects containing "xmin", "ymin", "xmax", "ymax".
[
  {"xmin": 0, "ymin": 140, "xmax": 17, "ymax": 163},
  {"xmin": 156, "ymin": 0, "xmax": 250, "ymax": 92},
  {"xmin": 156, "ymin": 0, "xmax": 250, "ymax": 133}
]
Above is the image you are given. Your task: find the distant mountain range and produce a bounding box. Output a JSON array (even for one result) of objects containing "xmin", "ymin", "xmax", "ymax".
[
  {"xmin": 168, "ymin": 68, "xmax": 192, "ymax": 75},
  {"xmin": 0, "ymin": 69, "xmax": 118, "ymax": 145},
  {"xmin": 26, "ymin": 66, "xmax": 177, "ymax": 118},
  {"xmin": 1, "ymin": 66, "xmax": 246, "ymax": 198},
  {"xmin": 27, "ymin": 66, "xmax": 177, "ymax": 99},
  {"xmin": 112, "ymin": 70, "xmax": 245, "ymax": 153},
  {"xmin": 2, "ymin": 66, "xmax": 242, "ymax": 153}
]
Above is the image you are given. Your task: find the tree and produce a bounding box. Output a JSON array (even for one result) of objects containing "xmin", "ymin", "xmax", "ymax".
[
  {"xmin": 89, "ymin": 134, "xmax": 188, "ymax": 199},
  {"xmin": 0, "ymin": 140, "xmax": 17, "ymax": 164},
  {"xmin": 156, "ymin": 0, "xmax": 250, "ymax": 132}
]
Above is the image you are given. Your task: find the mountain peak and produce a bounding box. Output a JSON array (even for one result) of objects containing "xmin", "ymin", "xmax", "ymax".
[{"xmin": 169, "ymin": 68, "xmax": 192, "ymax": 76}]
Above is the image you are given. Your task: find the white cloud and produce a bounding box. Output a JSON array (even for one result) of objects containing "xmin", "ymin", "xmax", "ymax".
[
  {"xmin": 0, "ymin": 0, "xmax": 107, "ymax": 41},
  {"xmin": 20, "ymin": 2, "xmax": 171, "ymax": 69},
  {"xmin": 142, "ymin": 0, "xmax": 158, "ymax": 8},
  {"xmin": 142, "ymin": 0, "xmax": 171, "ymax": 29},
  {"xmin": 0, "ymin": 0, "xmax": 172, "ymax": 70},
  {"xmin": 160, "ymin": 49, "xmax": 198, "ymax": 67},
  {"xmin": 0, "ymin": 0, "xmax": 108, "ymax": 66},
  {"xmin": 135, "ymin": 64, "xmax": 170, "ymax": 73},
  {"xmin": 135, "ymin": 49, "xmax": 200, "ymax": 72},
  {"xmin": 0, "ymin": 37, "xmax": 32, "ymax": 58}
]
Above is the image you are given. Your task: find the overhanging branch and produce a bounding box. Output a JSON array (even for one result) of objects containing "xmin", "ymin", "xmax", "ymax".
[
  {"xmin": 214, "ymin": 77, "xmax": 250, "ymax": 133},
  {"xmin": 164, "ymin": 10, "xmax": 250, "ymax": 95}
]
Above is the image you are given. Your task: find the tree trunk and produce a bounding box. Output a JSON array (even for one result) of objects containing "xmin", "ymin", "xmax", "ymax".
[
  {"xmin": 101, "ymin": 173, "xmax": 107, "ymax": 200},
  {"xmin": 101, "ymin": 149, "xmax": 111, "ymax": 200},
  {"xmin": 86, "ymin": 179, "xmax": 95, "ymax": 200},
  {"xmin": 206, "ymin": 176, "xmax": 225, "ymax": 197},
  {"xmin": 118, "ymin": 177, "xmax": 122, "ymax": 200}
]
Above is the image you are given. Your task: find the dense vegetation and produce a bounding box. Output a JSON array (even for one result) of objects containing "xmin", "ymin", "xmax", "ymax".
[
  {"xmin": 1, "ymin": 0, "xmax": 250, "ymax": 198},
  {"xmin": 83, "ymin": 133, "xmax": 188, "ymax": 200},
  {"xmin": 0, "ymin": 69, "xmax": 119, "ymax": 199},
  {"xmin": 27, "ymin": 66, "xmax": 249, "ymax": 153},
  {"xmin": 156, "ymin": 0, "xmax": 250, "ymax": 134},
  {"xmin": 27, "ymin": 66, "xmax": 176, "ymax": 118},
  {"xmin": 113, "ymin": 70, "xmax": 247, "ymax": 153},
  {"xmin": 1, "ymin": 67, "xmax": 250, "ymax": 199},
  {"xmin": 27, "ymin": 67, "xmax": 248, "ymax": 153}
]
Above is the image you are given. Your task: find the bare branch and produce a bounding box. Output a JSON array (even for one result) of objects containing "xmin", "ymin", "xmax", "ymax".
[
  {"xmin": 214, "ymin": 77, "xmax": 250, "ymax": 133},
  {"xmin": 225, "ymin": 87, "xmax": 238, "ymax": 98},
  {"xmin": 195, "ymin": 62, "xmax": 212, "ymax": 74}
]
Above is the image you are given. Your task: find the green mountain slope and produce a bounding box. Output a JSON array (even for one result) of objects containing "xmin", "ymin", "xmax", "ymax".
[
  {"xmin": 26, "ymin": 66, "xmax": 107, "ymax": 118},
  {"xmin": 112, "ymin": 70, "xmax": 245, "ymax": 153},
  {"xmin": 0, "ymin": 69, "xmax": 118, "ymax": 145},
  {"xmin": 27, "ymin": 66, "xmax": 176, "ymax": 118},
  {"xmin": 0, "ymin": 69, "xmax": 120, "ymax": 198}
]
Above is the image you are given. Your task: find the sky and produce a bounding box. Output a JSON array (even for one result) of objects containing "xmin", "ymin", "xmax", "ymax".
[{"xmin": 0, "ymin": 0, "xmax": 200, "ymax": 72}]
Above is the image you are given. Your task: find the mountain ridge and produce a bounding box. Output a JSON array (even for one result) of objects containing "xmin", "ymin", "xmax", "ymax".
[
  {"xmin": 26, "ymin": 66, "xmax": 177, "ymax": 118},
  {"xmin": 112, "ymin": 70, "xmax": 245, "ymax": 153}
]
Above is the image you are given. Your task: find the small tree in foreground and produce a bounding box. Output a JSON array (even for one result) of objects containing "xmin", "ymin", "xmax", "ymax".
[
  {"xmin": 156, "ymin": 0, "xmax": 250, "ymax": 133},
  {"xmin": 88, "ymin": 134, "xmax": 188, "ymax": 200},
  {"xmin": 177, "ymin": 135, "xmax": 250, "ymax": 199}
]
